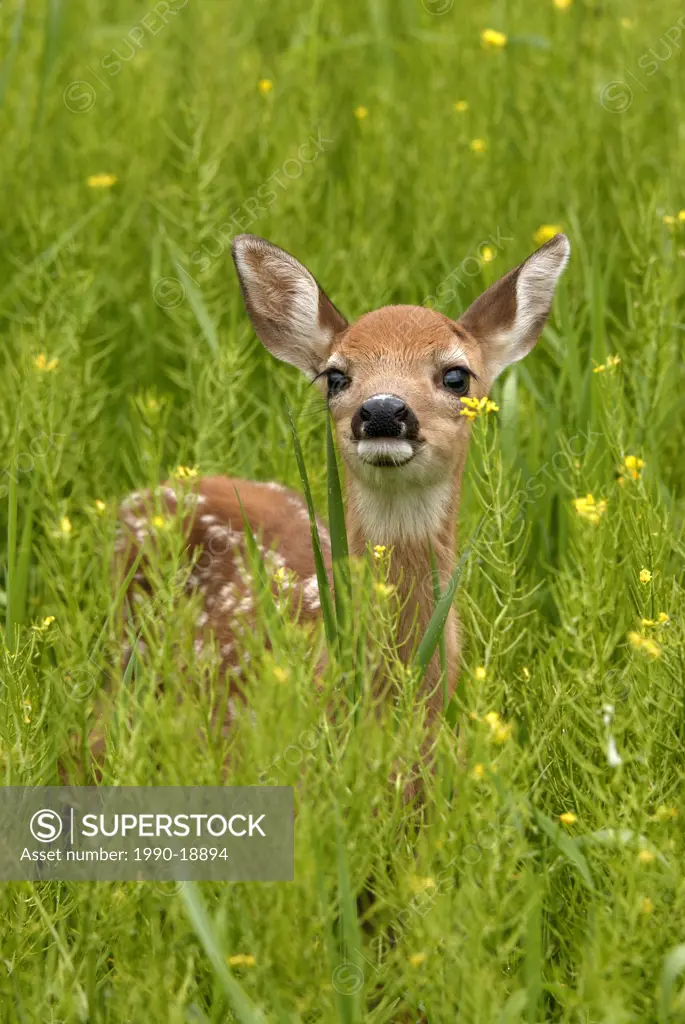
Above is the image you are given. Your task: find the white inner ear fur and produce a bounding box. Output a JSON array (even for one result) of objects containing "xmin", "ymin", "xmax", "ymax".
[
  {"xmin": 492, "ymin": 235, "xmax": 570, "ymax": 378},
  {"xmin": 233, "ymin": 242, "xmax": 332, "ymax": 372}
]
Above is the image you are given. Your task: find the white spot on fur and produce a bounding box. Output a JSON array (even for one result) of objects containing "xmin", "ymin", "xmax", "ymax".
[
  {"xmin": 121, "ymin": 490, "xmax": 143, "ymax": 509},
  {"xmin": 303, "ymin": 574, "xmax": 320, "ymax": 610}
]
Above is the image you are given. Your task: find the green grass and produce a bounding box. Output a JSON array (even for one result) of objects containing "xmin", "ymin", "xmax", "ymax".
[{"xmin": 2, "ymin": 0, "xmax": 685, "ymax": 1020}]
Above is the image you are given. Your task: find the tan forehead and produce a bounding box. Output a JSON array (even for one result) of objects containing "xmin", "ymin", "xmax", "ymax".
[{"xmin": 334, "ymin": 305, "xmax": 476, "ymax": 363}]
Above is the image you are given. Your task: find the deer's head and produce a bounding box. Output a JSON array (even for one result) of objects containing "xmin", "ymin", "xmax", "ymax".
[{"xmin": 232, "ymin": 233, "xmax": 569, "ymax": 538}]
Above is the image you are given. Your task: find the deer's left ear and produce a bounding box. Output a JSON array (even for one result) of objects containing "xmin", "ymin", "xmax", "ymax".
[
  {"xmin": 232, "ymin": 234, "xmax": 347, "ymax": 377},
  {"xmin": 457, "ymin": 233, "xmax": 570, "ymax": 381}
]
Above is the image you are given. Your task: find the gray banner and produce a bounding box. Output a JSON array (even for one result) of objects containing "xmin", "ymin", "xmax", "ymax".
[{"xmin": 0, "ymin": 787, "xmax": 293, "ymax": 881}]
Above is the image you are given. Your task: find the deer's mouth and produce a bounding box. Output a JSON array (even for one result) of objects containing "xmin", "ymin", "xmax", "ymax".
[{"xmin": 355, "ymin": 439, "xmax": 417, "ymax": 467}]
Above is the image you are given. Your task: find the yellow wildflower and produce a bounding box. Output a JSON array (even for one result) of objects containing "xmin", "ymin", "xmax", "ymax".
[
  {"xmin": 572, "ymin": 494, "xmax": 607, "ymax": 525},
  {"xmin": 272, "ymin": 666, "xmax": 289, "ymax": 684},
  {"xmin": 33, "ymin": 615, "xmax": 55, "ymax": 633},
  {"xmin": 481, "ymin": 29, "xmax": 507, "ymax": 48},
  {"xmin": 257, "ymin": 79, "xmax": 273, "ymax": 96},
  {"xmin": 34, "ymin": 353, "xmax": 59, "ymax": 371},
  {"xmin": 640, "ymin": 897, "xmax": 654, "ymax": 914},
  {"xmin": 522, "ymin": 666, "xmax": 531, "ymax": 681},
  {"xmin": 86, "ymin": 173, "xmax": 117, "ymax": 189},
  {"xmin": 481, "ymin": 246, "xmax": 495, "ymax": 263},
  {"xmin": 481, "ymin": 711, "xmax": 512, "ymax": 743},
  {"xmin": 553, "ymin": 0, "xmax": 572, "ymax": 8},
  {"xmin": 453, "ymin": 100, "xmax": 468, "ymax": 112},
  {"xmin": 227, "ymin": 954, "xmax": 256, "ymax": 968},
  {"xmin": 559, "ymin": 811, "xmax": 577, "ymax": 826},
  {"xmin": 407, "ymin": 952, "xmax": 427, "ymax": 968},
  {"xmin": 650, "ymin": 805, "xmax": 678, "ymax": 822},
  {"xmin": 353, "ymin": 105, "xmax": 368, "ymax": 120},
  {"xmin": 474, "ymin": 666, "xmax": 487, "ymax": 681},
  {"xmin": 151, "ymin": 515, "xmax": 168, "ymax": 530},
  {"xmin": 374, "ymin": 581, "xmax": 394, "ymax": 598},
  {"xmin": 623, "ymin": 455, "xmax": 645, "ymax": 480},
  {"xmin": 679, "ymin": 210, "xmax": 685, "ymax": 221},
  {"xmin": 373, "ymin": 544, "xmax": 387, "ymax": 559},
  {"xmin": 459, "ymin": 396, "xmax": 498, "ymax": 420},
  {"xmin": 533, "ymin": 224, "xmax": 564, "ymax": 246},
  {"xmin": 627, "ymin": 632, "xmax": 661, "ymax": 658},
  {"xmin": 593, "ymin": 354, "xmax": 621, "ymax": 373},
  {"xmin": 641, "ymin": 613, "xmax": 669, "ymax": 627},
  {"xmin": 94, "ymin": 499, "xmax": 106, "ymax": 514},
  {"xmin": 60, "ymin": 517, "xmax": 72, "ymax": 536},
  {"xmin": 472, "ymin": 763, "xmax": 485, "ymax": 780},
  {"xmin": 172, "ymin": 465, "xmax": 198, "ymax": 480},
  {"xmin": 663, "ymin": 215, "xmax": 676, "ymax": 226},
  {"xmin": 492, "ymin": 722, "xmax": 513, "ymax": 744},
  {"xmin": 638, "ymin": 850, "xmax": 655, "ymax": 865},
  {"xmin": 409, "ymin": 876, "xmax": 436, "ymax": 893},
  {"xmin": 470, "ymin": 138, "xmax": 487, "ymax": 153},
  {"xmin": 639, "ymin": 568, "xmax": 653, "ymax": 584}
]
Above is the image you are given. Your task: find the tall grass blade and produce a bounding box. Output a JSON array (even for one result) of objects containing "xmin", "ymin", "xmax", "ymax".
[
  {"xmin": 333, "ymin": 806, "xmax": 363, "ymax": 1023},
  {"xmin": 0, "ymin": 0, "xmax": 26, "ymax": 111},
  {"xmin": 524, "ymin": 874, "xmax": 542, "ymax": 1024},
  {"xmin": 531, "ymin": 807, "xmax": 594, "ymax": 891},
  {"xmin": 34, "ymin": 0, "xmax": 62, "ymax": 129},
  {"xmin": 181, "ymin": 883, "xmax": 266, "ymax": 1024},
  {"xmin": 235, "ymin": 490, "xmax": 282, "ymax": 642},
  {"xmin": 174, "ymin": 259, "xmax": 219, "ymax": 355},
  {"xmin": 287, "ymin": 407, "xmax": 337, "ymax": 650},
  {"xmin": 326, "ymin": 416, "xmax": 351, "ymax": 629},
  {"xmin": 659, "ymin": 943, "xmax": 685, "ymax": 1023},
  {"xmin": 13, "ymin": 471, "xmax": 37, "ymax": 631},
  {"xmin": 5, "ymin": 463, "xmax": 19, "ymax": 651},
  {"xmin": 428, "ymin": 542, "xmax": 448, "ymax": 709},
  {"xmin": 414, "ymin": 518, "xmax": 484, "ymax": 682}
]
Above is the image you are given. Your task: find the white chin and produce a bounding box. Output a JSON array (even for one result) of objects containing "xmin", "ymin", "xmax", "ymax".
[{"xmin": 356, "ymin": 439, "xmax": 415, "ymax": 467}]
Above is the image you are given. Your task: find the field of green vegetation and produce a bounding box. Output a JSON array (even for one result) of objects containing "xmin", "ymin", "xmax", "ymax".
[{"xmin": 1, "ymin": 0, "xmax": 685, "ymax": 1020}]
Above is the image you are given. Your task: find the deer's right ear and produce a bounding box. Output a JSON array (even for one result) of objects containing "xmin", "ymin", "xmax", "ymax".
[
  {"xmin": 232, "ymin": 234, "xmax": 347, "ymax": 377},
  {"xmin": 457, "ymin": 233, "xmax": 570, "ymax": 382}
]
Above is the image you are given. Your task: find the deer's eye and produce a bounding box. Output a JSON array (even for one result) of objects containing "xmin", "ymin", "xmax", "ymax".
[
  {"xmin": 443, "ymin": 367, "xmax": 470, "ymax": 396},
  {"xmin": 326, "ymin": 369, "xmax": 350, "ymax": 395}
]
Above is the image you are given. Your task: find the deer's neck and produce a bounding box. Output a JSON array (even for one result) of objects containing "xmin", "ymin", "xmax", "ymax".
[{"xmin": 346, "ymin": 473, "xmax": 463, "ymax": 714}]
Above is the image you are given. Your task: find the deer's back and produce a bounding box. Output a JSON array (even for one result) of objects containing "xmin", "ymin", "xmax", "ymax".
[{"xmin": 116, "ymin": 475, "xmax": 330, "ymax": 671}]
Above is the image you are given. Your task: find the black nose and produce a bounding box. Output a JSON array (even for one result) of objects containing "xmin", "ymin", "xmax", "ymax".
[{"xmin": 351, "ymin": 395, "xmax": 419, "ymax": 440}]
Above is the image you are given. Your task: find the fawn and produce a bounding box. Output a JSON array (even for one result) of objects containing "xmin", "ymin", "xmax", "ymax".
[{"xmin": 118, "ymin": 231, "xmax": 570, "ymax": 727}]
